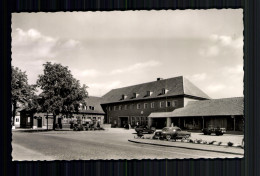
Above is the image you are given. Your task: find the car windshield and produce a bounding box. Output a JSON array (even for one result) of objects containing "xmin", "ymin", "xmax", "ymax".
[{"xmin": 162, "ymin": 127, "xmax": 170, "ymax": 132}]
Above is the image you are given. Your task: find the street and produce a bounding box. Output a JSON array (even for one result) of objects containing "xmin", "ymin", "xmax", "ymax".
[{"xmin": 12, "ymin": 129, "xmax": 243, "ymax": 160}]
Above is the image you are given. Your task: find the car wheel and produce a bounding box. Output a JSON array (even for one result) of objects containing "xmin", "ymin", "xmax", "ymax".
[
  {"xmin": 185, "ymin": 134, "xmax": 190, "ymax": 139},
  {"xmin": 166, "ymin": 135, "xmax": 171, "ymax": 140}
]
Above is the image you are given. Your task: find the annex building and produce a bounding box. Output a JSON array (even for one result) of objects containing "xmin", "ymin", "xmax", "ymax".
[
  {"xmin": 19, "ymin": 96, "xmax": 105, "ymax": 129},
  {"xmin": 101, "ymin": 76, "xmax": 244, "ymax": 131}
]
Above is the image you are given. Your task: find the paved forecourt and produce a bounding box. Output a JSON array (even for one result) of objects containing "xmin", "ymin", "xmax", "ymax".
[{"xmin": 12, "ymin": 128, "xmax": 243, "ymax": 160}]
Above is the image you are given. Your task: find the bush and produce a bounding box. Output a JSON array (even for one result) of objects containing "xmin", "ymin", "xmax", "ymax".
[
  {"xmin": 197, "ymin": 139, "xmax": 202, "ymax": 144},
  {"xmin": 203, "ymin": 141, "xmax": 207, "ymax": 144},
  {"xmin": 209, "ymin": 141, "xmax": 216, "ymax": 145},
  {"xmin": 227, "ymin": 142, "xmax": 234, "ymax": 146},
  {"xmin": 189, "ymin": 139, "xmax": 194, "ymax": 143},
  {"xmin": 218, "ymin": 142, "xmax": 222, "ymax": 146}
]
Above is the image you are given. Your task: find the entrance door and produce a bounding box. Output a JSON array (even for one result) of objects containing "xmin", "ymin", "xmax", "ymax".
[
  {"xmin": 37, "ymin": 118, "xmax": 42, "ymax": 128},
  {"xmin": 119, "ymin": 117, "xmax": 128, "ymax": 128}
]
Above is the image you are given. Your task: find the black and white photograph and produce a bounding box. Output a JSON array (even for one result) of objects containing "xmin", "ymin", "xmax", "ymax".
[{"xmin": 11, "ymin": 9, "xmax": 244, "ymax": 160}]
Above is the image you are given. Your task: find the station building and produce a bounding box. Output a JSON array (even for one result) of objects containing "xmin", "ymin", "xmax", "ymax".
[
  {"xmin": 101, "ymin": 76, "xmax": 210, "ymax": 128},
  {"xmin": 101, "ymin": 76, "xmax": 244, "ymax": 131}
]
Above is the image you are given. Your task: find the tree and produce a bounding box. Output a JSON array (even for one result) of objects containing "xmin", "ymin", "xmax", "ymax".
[
  {"xmin": 36, "ymin": 62, "xmax": 88, "ymax": 130},
  {"xmin": 11, "ymin": 66, "xmax": 36, "ymax": 126}
]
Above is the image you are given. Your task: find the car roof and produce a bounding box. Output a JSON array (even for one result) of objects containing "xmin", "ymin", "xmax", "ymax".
[{"xmin": 163, "ymin": 126, "xmax": 180, "ymax": 129}]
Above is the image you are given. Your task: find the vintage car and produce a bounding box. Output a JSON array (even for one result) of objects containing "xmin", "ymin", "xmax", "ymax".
[
  {"xmin": 202, "ymin": 125, "xmax": 226, "ymax": 136},
  {"xmin": 152, "ymin": 131, "xmax": 163, "ymax": 139},
  {"xmin": 135, "ymin": 125, "xmax": 156, "ymax": 134},
  {"xmin": 153, "ymin": 127, "xmax": 191, "ymax": 141}
]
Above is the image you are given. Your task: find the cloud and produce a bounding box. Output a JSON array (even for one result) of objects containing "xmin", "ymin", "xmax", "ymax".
[
  {"xmin": 187, "ymin": 73, "xmax": 207, "ymax": 82},
  {"xmin": 223, "ymin": 64, "xmax": 243, "ymax": 75},
  {"xmin": 199, "ymin": 34, "xmax": 243, "ymax": 57},
  {"xmin": 71, "ymin": 68, "xmax": 101, "ymax": 78},
  {"xmin": 12, "ymin": 28, "xmax": 58, "ymax": 60},
  {"xmin": 110, "ymin": 60, "xmax": 161, "ymax": 75},
  {"xmin": 221, "ymin": 64, "xmax": 243, "ymax": 83},
  {"xmin": 210, "ymin": 34, "xmax": 243, "ymax": 49},
  {"xmin": 199, "ymin": 46, "xmax": 219, "ymax": 57},
  {"xmin": 87, "ymin": 81, "xmax": 122, "ymax": 96},
  {"xmin": 61, "ymin": 39, "xmax": 81, "ymax": 48},
  {"xmin": 12, "ymin": 28, "xmax": 82, "ymax": 60},
  {"xmin": 206, "ymin": 84, "xmax": 226, "ymax": 93}
]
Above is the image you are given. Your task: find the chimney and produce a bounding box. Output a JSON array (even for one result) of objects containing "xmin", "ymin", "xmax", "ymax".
[{"xmin": 157, "ymin": 78, "xmax": 163, "ymax": 81}]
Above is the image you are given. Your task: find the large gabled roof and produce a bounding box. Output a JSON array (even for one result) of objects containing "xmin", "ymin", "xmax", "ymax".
[
  {"xmin": 79, "ymin": 96, "xmax": 105, "ymax": 114},
  {"xmin": 101, "ymin": 76, "xmax": 210, "ymax": 104},
  {"xmin": 149, "ymin": 97, "xmax": 244, "ymax": 118}
]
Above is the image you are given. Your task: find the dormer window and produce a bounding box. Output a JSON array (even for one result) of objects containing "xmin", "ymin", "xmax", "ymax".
[
  {"xmin": 121, "ymin": 94, "xmax": 127, "ymax": 100},
  {"xmin": 162, "ymin": 88, "xmax": 169, "ymax": 95},
  {"xmin": 133, "ymin": 93, "xmax": 139, "ymax": 98},
  {"xmin": 146, "ymin": 91, "xmax": 153, "ymax": 97}
]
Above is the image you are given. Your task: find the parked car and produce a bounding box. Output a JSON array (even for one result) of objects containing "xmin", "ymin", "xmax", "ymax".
[
  {"xmin": 152, "ymin": 131, "xmax": 163, "ymax": 139},
  {"xmin": 135, "ymin": 125, "xmax": 156, "ymax": 134},
  {"xmin": 154, "ymin": 126, "xmax": 191, "ymax": 141},
  {"xmin": 202, "ymin": 125, "xmax": 226, "ymax": 136}
]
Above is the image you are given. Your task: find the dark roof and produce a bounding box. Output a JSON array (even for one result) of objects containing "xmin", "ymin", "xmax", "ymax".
[
  {"xmin": 101, "ymin": 76, "xmax": 210, "ymax": 104},
  {"xmin": 149, "ymin": 97, "xmax": 244, "ymax": 118},
  {"xmin": 79, "ymin": 96, "xmax": 105, "ymax": 114}
]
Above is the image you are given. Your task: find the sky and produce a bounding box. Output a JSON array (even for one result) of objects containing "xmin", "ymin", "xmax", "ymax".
[{"xmin": 11, "ymin": 9, "xmax": 243, "ymax": 99}]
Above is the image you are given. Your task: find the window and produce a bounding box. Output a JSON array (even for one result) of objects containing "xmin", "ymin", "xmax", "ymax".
[
  {"xmin": 92, "ymin": 107, "xmax": 95, "ymax": 110},
  {"xmin": 151, "ymin": 102, "xmax": 155, "ymax": 108},
  {"xmin": 98, "ymin": 117, "xmax": 101, "ymax": 120},
  {"xmin": 166, "ymin": 101, "xmax": 171, "ymax": 107},
  {"xmin": 27, "ymin": 117, "xmax": 30, "ymax": 123},
  {"xmin": 131, "ymin": 104, "xmax": 135, "ymax": 109},
  {"xmin": 160, "ymin": 101, "xmax": 164, "ymax": 108},
  {"xmin": 137, "ymin": 104, "xmax": 141, "ymax": 109},
  {"xmin": 119, "ymin": 105, "xmax": 122, "ymax": 110},
  {"xmin": 88, "ymin": 117, "xmax": 91, "ymax": 119},
  {"xmin": 93, "ymin": 117, "xmax": 96, "ymax": 120},
  {"xmin": 114, "ymin": 106, "xmax": 116, "ymax": 111},
  {"xmin": 16, "ymin": 118, "xmax": 19, "ymax": 122},
  {"xmin": 162, "ymin": 88, "xmax": 169, "ymax": 95},
  {"xmin": 133, "ymin": 93, "xmax": 139, "ymax": 98},
  {"xmin": 124, "ymin": 105, "xmax": 128, "ymax": 110},
  {"xmin": 172, "ymin": 100, "xmax": 177, "ymax": 107},
  {"xmin": 140, "ymin": 117, "xmax": 144, "ymax": 125},
  {"xmin": 108, "ymin": 106, "xmax": 111, "ymax": 111},
  {"xmin": 131, "ymin": 117, "xmax": 135, "ymax": 126},
  {"xmin": 136, "ymin": 117, "xmax": 140, "ymax": 125},
  {"xmin": 145, "ymin": 117, "xmax": 148, "ymax": 125},
  {"xmin": 162, "ymin": 88, "xmax": 166, "ymax": 94},
  {"xmin": 146, "ymin": 91, "xmax": 152, "ymax": 96},
  {"xmin": 144, "ymin": 103, "xmax": 148, "ymax": 109},
  {"xmin": 121, "ymin": 94, "xmax": 127, "ymax": 100}
]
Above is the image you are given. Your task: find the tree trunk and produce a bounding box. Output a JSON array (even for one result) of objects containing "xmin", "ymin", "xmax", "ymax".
[
  {"xmin": 12, "ymin": 102, "xmax": 17, "ymax": 126},
  {"xmin": 53, "ymin": 113, "xmax": 56, "ymax": 130}
]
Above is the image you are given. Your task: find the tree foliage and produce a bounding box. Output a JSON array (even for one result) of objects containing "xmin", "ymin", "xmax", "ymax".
[
  {"xmin": 37, "ymin": 62, "xmax": 88, "ymax": 129},
  {"xmin": 11, "ymin": 66, "xmax": 37, "ymax": 125}
]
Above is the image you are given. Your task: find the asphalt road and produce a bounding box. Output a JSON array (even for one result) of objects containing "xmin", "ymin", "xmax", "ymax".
[{"xmin": 12, "ymin": 129, "xmax": 243, "ymax": 160}]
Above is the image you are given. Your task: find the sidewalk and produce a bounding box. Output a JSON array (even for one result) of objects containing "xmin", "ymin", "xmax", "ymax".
[
  {"xmin": 128, "ymin": 138, "xmax": 244, "ymax": 156},
  {"xmin": 12, "ymin": 128, "xmax": 72, "ymax": 133}
]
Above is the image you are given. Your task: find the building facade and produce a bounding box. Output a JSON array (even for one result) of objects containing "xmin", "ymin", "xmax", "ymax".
[
  {"xmin": 19, "ymin": 96, "xmax": 105, "ymax": 129},
  {"xmin": 101, "ymin": 76, "xmax": 210, "ymax": 128},
  {"xmin": 149, "ymin": 97, "xmax": 244, "ymax": 131}
]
